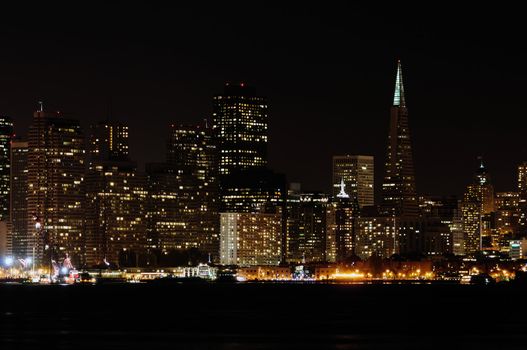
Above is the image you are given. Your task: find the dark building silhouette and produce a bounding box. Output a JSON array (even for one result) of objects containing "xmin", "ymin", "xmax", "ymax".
[
  {"xmin": 326, "ymin": 181, "xmax": 361, "ymax": 263},
  {"xmin": 286, "ymin": 187, "xmax": 328, "ymax": 264},
  {"xmin": 9, "ymin": 140, "xmax": 28, "ymax": 259},
  {"xmin": 88, "ymin": 120, "xmax": 129, "ymax": 163},
  {"xmin": 397, "ymin": 218, "xmax": 452, "ymax": 256},
  {"xmin": 220, "ymin": 168, "xmax": 286, "ymax": 213}
]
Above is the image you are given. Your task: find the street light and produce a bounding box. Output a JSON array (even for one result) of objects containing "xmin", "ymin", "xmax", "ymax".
[
  {"xmin": 32, "ymin": 217, "xmax": 41, "ymax": 277},
  {"xmin": 4, "ymin": 256, "xmax": 13, "ymax": 267},
  {"xmin": 33, "ymin": 215, "xmax": 54, "ymax": 282}
]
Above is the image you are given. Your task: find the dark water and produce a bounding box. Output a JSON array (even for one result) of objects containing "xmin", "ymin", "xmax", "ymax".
[{"xmin": 1, "ymin": 282, "xmax": 526, "ymax": 349}]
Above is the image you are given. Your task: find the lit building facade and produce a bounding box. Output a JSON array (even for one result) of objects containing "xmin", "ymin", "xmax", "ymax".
[
  {"xmin": 495, "ymin": 192, "xmax": 519, "ymax": 237},
  {"xmin": 9, "ymin": 140, "xmax": 29, "ymax": 259},
  {"xmin": 356, "ymin": 216, "xmax": 397, "ymax": 259},
  {"xmin": 85, "ymin": 121, "xmax": 147, "ymax": 267},
  {"xmin": 509, "ymin": 239, "xmax": 527, "ymax": 260},
  {"xmin": 332, "ymin": 155, "xmax": 374, "ymax": 208},
  {"xmin": 518, "ymin": 162, "xmax": 527, "ymax": 237},
  {"xmin": 145, "ymin": 163, "xmax": 180, "ymax": 253},
  {"xmin": 212, "ymin": 83, "xmax": 268, "ymax": 175},
  {"xmin": 220, "ymin": 211, "xmax": 282, "ymax": 266},
  {"xmin": 166, "ymin": 123, "xmax": 219, "ymax": 256},
  {"xmin": 27, "ymin": 110, "xmax": 85, "ymax": 266},
  {"xmin": 85, "ymin": 162, "xmax": 147, "ymax": 267},
  {"xmin": 450, "ymin": 218, "xmax": 465, "ymax": 256},
  {"xmin": 461, "ymin": 158, "xmax": 496, "ymax": 254},
  {"xmin": 381, "ymin": 60, "xmax": 418, "ymax": 218},
  {"xmin": 461, "ymin": 189, "xmax": 482, "ymax": 255},
  {"xmin": 0, "ymin": 116, "xmax": 13, "ymax": 222}
]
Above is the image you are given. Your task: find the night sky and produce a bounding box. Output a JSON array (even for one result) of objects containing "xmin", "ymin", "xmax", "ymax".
[{"xmin": 0, "ymin": 3, "xmax": 525, "ymax": 200}]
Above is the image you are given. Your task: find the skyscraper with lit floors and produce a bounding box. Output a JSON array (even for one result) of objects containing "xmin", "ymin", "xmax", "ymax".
[
  {"xmin": 212, "ymin": 83, "xmax": 268, "ymax": 176},
  {"xmin": 27, "ymin": 109, "xmax": 85, "ymax": 266},
  {"xmin": 85, "ymin": 120, "xmax": 147, "ymax": 267},
  {"xmin": 0, "ymin": 116, "xmax": 13, "ymax": 222}
]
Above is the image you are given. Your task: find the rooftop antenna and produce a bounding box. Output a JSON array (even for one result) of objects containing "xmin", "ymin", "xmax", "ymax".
[
  {"xmin": 38, "ymin": 101, "xmax": 43, "ymax": 112},
  {"xmin": 204, "ymin": 118, "xmax": 209, "ymax": 128}
]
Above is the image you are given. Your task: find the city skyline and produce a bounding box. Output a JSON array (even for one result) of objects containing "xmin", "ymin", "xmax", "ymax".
[
  {"xmin": 0, "ymin": 65, "xmax": 523, "ymax": 200},
  {"xmin": 1, "ymin": 4, "xmax": 527, "ymax": 198},
  {"xmin": 2, "ymin": 6, "xmax": 527, "ymax": 350}
]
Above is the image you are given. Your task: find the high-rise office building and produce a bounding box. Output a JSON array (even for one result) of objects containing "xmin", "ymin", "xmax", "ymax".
[
  {"xmin": 518, "ymin": 162, "xmax": 527, "ymax": 237},
  {"xmin": 145, "ymin": 163, "xmax": 180, "ymax": 254},
  {"xmin": 9, "ymin": 140, "xmax": 29, "ymax": 259},
  {"xmin": 381, "ymin": 60, "xmax": 418, "ymax": 218},
  {"xmin": 88, "ymin": 120, "xmax": 129, "ymax": 163},
  {"xmin": 212, "ymin": 83, "xmax": 268, "ymax": 175},
  {"xmin": 519, "ymin": 162, "xmax": 527, "ymax": 194},
  {"xmin": 326, "ymin": 182, "xmax": 360, "ymax": 262},
  {"xmin": 286, "ymin": 190, "xmax": 328, "ymax": 263},
  {"xmin": 495, "ymin": 192, "xmax": 519, "ymax": 236},
  {"xmin": 461, "ymin": 186, "xmax": 482, "ymax": 254},
  {"xmin": 0, "ymin": 116, "xmax": 13, "ymax": 221},
  {"xmin": 213, "ymin": 83, "xmax": 285, "ymax": 238},
  {"xmin": 332, "ymin": 155, "xmax": 374, "ymax": 208},
  {"xmin": 85, "ymin": 161, "xmax": 147, "ymax": 267},
  {"xmin": 419, "ymin": 195, "xmax": 460, "ymax": 256},
  {"xmin": 473, "ymin": 158, "xmax": 495, "ymax": 214},
  {"xmin": 450, "ymin": 217, "xmax": 465, "ymax": 256},
  {"xmin": 166, "ymin": 122, "xmax": 219, "ymax": 257},
  {"xmin": 85, "ymin": 120, "xmax": 147, "ymax": 267},
  {"xmin": 356, "ymin": 216, "xmax": 397, "ymax": 259},
  {"xmin": 461, "ymin": 158, "xmax": 496, "ymax": 254},
  {"xmin": 220, "ymin": 211, "xmax": 282, "ymax": 266},
  {"xmin": 27, "ymin": 110, "xmax": 85, "ymax": 266}
]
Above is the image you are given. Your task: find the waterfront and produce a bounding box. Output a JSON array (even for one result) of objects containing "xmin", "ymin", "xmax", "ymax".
[{"xmin": 1, "ymin": 283, "xmax": 526, "ymax": 349}]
